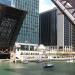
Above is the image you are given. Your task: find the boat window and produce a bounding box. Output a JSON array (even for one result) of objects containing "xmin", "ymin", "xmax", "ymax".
[
  {"xmin": 30, "ymin": 46, "xmax": 34, "ymax": 51},
  {"xmin": 21, "ymin": 45, "xmax": 29, "ymax": 50},
  {"xmin": 20, "ymin": 52, "xmax": 23, "ymax": 55}
]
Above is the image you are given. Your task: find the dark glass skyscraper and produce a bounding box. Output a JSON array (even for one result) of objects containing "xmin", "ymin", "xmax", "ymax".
[
  {"xmin": 11, "ymin": 0, "xmax": 39, "ymax": 44},
  {"xmin": 39, "ymin": 8, "xmax": 57, "ymax": 46}
]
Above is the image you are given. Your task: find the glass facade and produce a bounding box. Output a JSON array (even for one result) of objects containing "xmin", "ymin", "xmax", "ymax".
[
  {"xmin": 12, "ymin": 0, "xmax": 39, "ymax": 44},
  {"xmin": 0, "ymin": 0, "xmax": 11, "ymax": 6},
  {"xmin": 72, "ymin": 24, "xmax": 75, "ymax": 48},
  {"xmin": 64, "ymin": 16, "xmax": 75, "ymax": 49},
  {"xmin": 64, "ymin": 16, "xmax": 75, "ymax": 47},
  {"xmin": 40, "ymin": 9, "xmax": 57, "ymax": 46},
  {"xmin": 64, "ymin": 17, "xmax": 72, "ymax": 46}
]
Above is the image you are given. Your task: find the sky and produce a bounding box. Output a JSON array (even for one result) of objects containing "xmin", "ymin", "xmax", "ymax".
[{"xmin": 39, "ymin": 0, "xmax": 55, "ymax": 13}]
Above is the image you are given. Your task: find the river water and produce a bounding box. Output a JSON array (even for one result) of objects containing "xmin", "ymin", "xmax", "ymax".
[{"xmin": 0, "ymin": 61, "xmax": 75, "ymax": 75}]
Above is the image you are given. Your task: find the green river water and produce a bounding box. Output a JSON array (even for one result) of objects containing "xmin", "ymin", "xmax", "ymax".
[{"xmin": 0, "ymin": 61, "xmax": 75, "ymax": 75}]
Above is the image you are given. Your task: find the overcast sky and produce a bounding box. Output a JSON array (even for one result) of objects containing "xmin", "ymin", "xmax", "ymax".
[{"xmin": 39, "ymin": 0, "xmax": 55, "ymax": 13}]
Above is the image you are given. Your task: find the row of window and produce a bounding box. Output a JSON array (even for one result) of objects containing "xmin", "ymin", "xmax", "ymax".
[
  {"xmin": 15, "ymin": 0, "xmax": 39, "ymax": 44},
  {"xmin": 20, "ymin": 52, "xmax": 39, "ymax": 55}
]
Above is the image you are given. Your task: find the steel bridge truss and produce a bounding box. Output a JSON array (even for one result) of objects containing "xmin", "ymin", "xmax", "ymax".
[{"xmin": 51, "ymin": 0, "xmax": 75, "ymax": 24}]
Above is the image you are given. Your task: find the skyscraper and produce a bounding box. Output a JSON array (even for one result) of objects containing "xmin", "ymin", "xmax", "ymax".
[
  {"xmin": 40, "ymin": 8, "xmax": 75, "ymax": 50},
  {"xmin": 11, "ymin": 0, "xmax": 39, "ymax": 44},
  {"xmin": 57, "ymin": 9, "xmax": 75, "ymax": 50},
  {"xmin": 39, "ymin": 8, "xmax": 57, "ymax": 46}
]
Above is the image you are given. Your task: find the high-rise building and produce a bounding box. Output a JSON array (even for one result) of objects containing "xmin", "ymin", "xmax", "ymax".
[
  {"xmin": 39, "ymin": 8, "xmax": 57, "ymax": 46},
  {"xmin": 57, "ymin": 9, "xmax": 75, "ymax": 50},
  {"xmin": 11, "ymin": 0, "xmax": 39, "ymax": 44},
  {"xmin": 40, "ymin": 8, "xmax": 75, "ymax": 50},
  {"xmin": 0, "ymin": 0, "xmax": 11, "ymax": 6}
]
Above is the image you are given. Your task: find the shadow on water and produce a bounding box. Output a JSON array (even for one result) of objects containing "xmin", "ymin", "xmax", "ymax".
[
  {"xmin": 43, "ymin": 67, "xmax": 55, "ymax": 71},
  {"xmin": 4, "ymin": 67, "xmax": 45, "ymax": 75},
  {"xmin": 4, "ymin": 68, "xmax": 33, "ymax": 75}
]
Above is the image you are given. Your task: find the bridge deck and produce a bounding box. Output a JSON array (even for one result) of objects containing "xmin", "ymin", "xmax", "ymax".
[{"xmin": 0, "ymin": 3, "xmax": 27, "ymax": 49}]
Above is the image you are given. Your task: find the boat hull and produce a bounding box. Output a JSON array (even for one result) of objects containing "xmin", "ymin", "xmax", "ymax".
[{"xmin": 43, "ymin": 64, "xmax": 54, "ymax": 68}]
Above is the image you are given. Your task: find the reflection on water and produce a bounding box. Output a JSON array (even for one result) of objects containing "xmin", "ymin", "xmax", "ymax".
[{"xmin": 0, "ymin": 62, "xmax": 75, "ymax": 75}]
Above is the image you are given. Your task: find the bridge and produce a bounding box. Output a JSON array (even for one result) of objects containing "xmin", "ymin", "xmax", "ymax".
[
  {"xmin": 51, "ymin": 0, "xmax": 75, "ymax": 25},
  {"xmin": 0, "ymin": 3, "xmax": 27, "ymax": 59}
]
